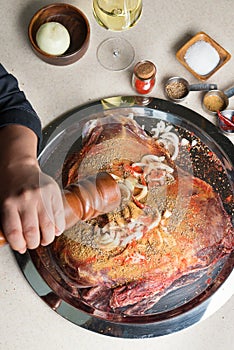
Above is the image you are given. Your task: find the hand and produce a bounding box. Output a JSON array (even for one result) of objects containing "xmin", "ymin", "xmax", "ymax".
[
  {"xmin": 0, "ymin": 161, "xmax": 65, "ymax": 253},
  {"xmin": 0, "ymin": 125, "xmax": 65, "ymax": 253}
]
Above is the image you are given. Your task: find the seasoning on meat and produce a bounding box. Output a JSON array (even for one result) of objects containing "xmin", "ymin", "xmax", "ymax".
[{"xmin": 52, "ymin": 115, "xmax": 234, "ymax": 315}]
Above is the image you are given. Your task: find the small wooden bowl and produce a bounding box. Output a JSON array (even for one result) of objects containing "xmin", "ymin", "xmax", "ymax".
[
  {"xmin": 176, "ymin": 32, "xmax": 231, "ymax": 81},
  {"xmin": 28, "ymin": 3, "xmax": 90, "ymax": 66}
]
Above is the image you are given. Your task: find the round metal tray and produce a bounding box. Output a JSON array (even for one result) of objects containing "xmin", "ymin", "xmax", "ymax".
[{"xmin": 14, "ymin": 96, "xmax": 234, "ymax": 338}]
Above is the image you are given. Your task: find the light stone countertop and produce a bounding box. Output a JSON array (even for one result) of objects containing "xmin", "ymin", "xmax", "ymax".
[{"xmin": 0, "ymin": 0, "xmax": 233, "ymax": 349}]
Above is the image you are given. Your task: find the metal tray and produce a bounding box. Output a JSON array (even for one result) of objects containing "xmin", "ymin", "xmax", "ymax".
[{"xmin": 14, "ymin": 96, "xmax": 234, "ymax": 338}]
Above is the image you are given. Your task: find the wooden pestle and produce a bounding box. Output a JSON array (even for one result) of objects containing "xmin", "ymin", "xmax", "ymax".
[{"xmin": 0, "ymin": 172, "xmax": 121, "ymax": 248}]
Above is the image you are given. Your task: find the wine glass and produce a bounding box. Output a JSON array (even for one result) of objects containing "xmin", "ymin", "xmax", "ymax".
[{"xmin": 93, "ymin": 0, "xmax": 143, "ymax": 71}]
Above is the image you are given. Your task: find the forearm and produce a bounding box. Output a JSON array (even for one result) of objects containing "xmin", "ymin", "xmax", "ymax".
[{"xmin": 0, "ymin": 124, "xmax": 39, "ymax": 168}]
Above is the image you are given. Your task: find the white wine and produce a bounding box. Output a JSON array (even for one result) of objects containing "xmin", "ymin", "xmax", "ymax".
[{"xmin": 93, "ymin": 0, "xmax": 142, "ymax": 31}]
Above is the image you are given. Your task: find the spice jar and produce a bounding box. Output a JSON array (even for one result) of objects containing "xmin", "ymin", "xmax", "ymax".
[{"xmin": 132, "ymin": 60, "xmax": 156, "ymax": 94}]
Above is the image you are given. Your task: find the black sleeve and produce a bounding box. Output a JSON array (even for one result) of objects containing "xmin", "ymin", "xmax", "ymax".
[{"xmin": 0, "ymin": 63, "xmax": 42, "ymax": 150}]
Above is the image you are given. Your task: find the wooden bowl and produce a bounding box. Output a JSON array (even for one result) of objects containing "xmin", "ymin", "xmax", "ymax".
[
  {"xmin": 28, "ymin": 3, "xmax": 90, "ymax": 66},
  {"xmin": 176, "ymin": 32, "xmax": 231, "ymax": 81}
]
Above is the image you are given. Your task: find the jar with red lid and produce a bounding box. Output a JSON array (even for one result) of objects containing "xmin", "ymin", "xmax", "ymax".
[{"xmin": 132, "ymin": 60, "xmax": 156, "ymax": 94}]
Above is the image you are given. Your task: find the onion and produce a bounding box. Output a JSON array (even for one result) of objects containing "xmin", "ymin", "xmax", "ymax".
[
  {"xmin": 160, "ymin": 131, "xmax": 179, "ymax": 145},
  {"xmin": 95, "ymin": 225, "xmax": 121, "ymax": 249},
  {"xmin": 135, "ymin": 183, "xmax": 147, "ymax": 189},
  {"xmin": 124, "ymin": 176, "xmax": 138, "ymax": 191},
  {"xmin": 151, "ymin": 124, "xmax": 173, "ymax": 138},
  {"xmin": 36, "ymin": 22, "xmax": 70, "ymax": 55},
  {"xmin": 131, "ymin": 162, "xmax": 146, "ymax": 168},
  {"xmin": 151, "ymin": 128, "xmax": 160, "ymax": 138},
  {"xmin": 110, "ymin": 173, "xmax": 121, "ymax": 180},
  {"xmin": 164, "ymin": 125, "xmax": 174, "ymax": 133},
  {"xmin": 144, "ymin": 161, "xmax": 174, "ymax": 175},
  {"xmin": 121, "ymin": 230, "xmax": 144, "ymax": 247},
  {"xmin": 140, "ymin": 155, "xmax": 165, "ymax": 164},
  {"xmin": 181, "ymin": 138, "xmax": 190, "ymax": 146},
  {"xmin": 147, "ymin": 173, "xmax": 166, "ymax": 186},
  {"xmin": 135, "ymin": 186, "xmax": 148, "ymax": 200},
  {"xmin": 99, "ymin": 233, "xmax": 115, "ymax": 244},
  {"xmin": 157, "ymin": 120, "xmax": 166, "ymax": 132},
  {"xmin": 99, "ymin": 236, "xmax": 120, "ymax": 249},
  {"xmin": 158, "ymin": 131, "xmax": 179, "ymax": 160},
  {"xmin": 148, "ymin": 207, "xmax": 161, "ymax": 229}
]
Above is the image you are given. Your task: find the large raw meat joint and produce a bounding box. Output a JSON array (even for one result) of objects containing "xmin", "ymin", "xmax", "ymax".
[{"xmin": 52, "ymin": 115, "xmax": 234, "ymax": 315}]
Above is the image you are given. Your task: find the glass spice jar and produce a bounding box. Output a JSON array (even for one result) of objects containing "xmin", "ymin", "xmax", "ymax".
[{"xmin": 132, "ymin": 60, "xmax": 156, "ymax": 94}]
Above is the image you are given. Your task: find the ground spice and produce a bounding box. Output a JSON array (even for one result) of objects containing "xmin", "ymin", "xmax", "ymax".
[
  {"xmin": 132, "ymin": 60, "xmax": 156, "ymax": 94},
  {"xmin": 165, "ymin": 81, "xmax": 188, "ymax": 100},
  {"xmin": 203, "ymin": 94, "xmax": 226, "ymax": 112}
]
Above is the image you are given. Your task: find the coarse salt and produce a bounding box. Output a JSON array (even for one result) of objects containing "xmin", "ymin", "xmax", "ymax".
[{"xmin": 184, "ymin": 40, "xmax": 220, "ymax": 76}]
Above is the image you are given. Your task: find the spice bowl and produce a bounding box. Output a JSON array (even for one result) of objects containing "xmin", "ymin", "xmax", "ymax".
[
  {"xmin": 176, "ymin": 32, "xmax": 231, "ymax": 81},
  {"xmin": 164, "ymin": 77, "xmax": 189, "ymax": 102},
  {"xmin": 28, "ymin": 3, "xmax": 90, "ymax": 66},
  {"xmin": 217, "ymin": 110, "xmax": 234, "ymax": 134},
  {"xmin": 202, "ymin": 87, "xmax": 234, "ymax": 114},
  {"xmin": 164, "ymin": 76, "xmax": 217, "ymax": 103}
]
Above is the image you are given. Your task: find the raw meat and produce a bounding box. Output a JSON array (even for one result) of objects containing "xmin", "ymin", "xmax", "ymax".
[{"xmin": 52, "ymin": 115, "xmax": 234, "ymax": 314}]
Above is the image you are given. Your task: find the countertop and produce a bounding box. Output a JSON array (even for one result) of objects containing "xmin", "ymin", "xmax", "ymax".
[{"xmin": 0, "ymin": 0, "xmax": 233, "ymax": 349}]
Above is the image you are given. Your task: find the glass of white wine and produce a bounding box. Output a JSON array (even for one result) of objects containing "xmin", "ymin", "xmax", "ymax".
[
  {"xmin": 93, "ymin": 0, "xmax": 142, "ymax": 31},
  {"xmin": 93, "ymin": 0, "xmax": 143, "ymax": 71}
]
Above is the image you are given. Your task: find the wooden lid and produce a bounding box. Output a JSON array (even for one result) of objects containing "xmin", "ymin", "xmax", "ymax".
[{"xmin": 134, "ymin": 61, "xmax": 156, "ymax": 79}]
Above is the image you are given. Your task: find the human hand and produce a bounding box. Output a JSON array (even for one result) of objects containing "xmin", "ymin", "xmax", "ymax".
[{"xmin": 0, "ymin": 161, "xmax": 65, "ymax": 253}]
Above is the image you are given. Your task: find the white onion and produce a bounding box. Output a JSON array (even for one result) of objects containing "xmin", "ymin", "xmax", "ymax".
[
  {"xmin": 140, "ymin": 155, "xmax": 165, "ymax": 164},
  {"xmin": 124, "ymin": 176, "xmax": 138, "ymax": 191},
  {"xmin": 164, "ymin": 125, "xmax": 174, "ymax": 133},
  {"xmin": 121, "ymin": 230, "xmax": 144, "ymax": 247},
  {"xmin": 181, "ymin": 138, "xmax": 190, "ymax": 146},
  {"xmin": 36, "ymin": 22, "xmax": 70, "ymax": 55},
  {"xmin": 135, "ymin": 186, "xmax": 148, "ymax": 200},
  {"xmin": 144, "ymin": 161, "xmax": 174, "ymax": 175},
  {"xmin": 148, "ymin": 207, "xmax": 161, "ymax": 229},
  {"xmin": 157, "ymin": 120, "xmax": 166, "ymax": 132},
  {"xmin": 135, "ymin": 183, "xmax": 147, "ymax": 189},
  {"xmin": 171, "ymin": 145, "xmax": 179, "ymax": 160},
  {"xmin": 95, "ymin": 225, "xmax": 121, "ymax": 249},
  {"xmin": 160, "ymin": 131, "xmax": 179, "ymax": 145},
  {"xmin": 147, "ymin": 173, "xmax": 166, "ymax": 185},
  {"xmin": 131, "ymin": 162, "xmax": 146, "ymax": 168},
  {"xmin": 158, "ymin": 131, "xmax": 179, "ymax": 160},
  {"xmin": 151, "ymin": 128, "xmax": 160, "ymax": 138},
  {"xmin": 99, "ymin": 233, "xmax": 114, "ymax": 244},
  {"xmin": 110, "ymin": 173, "xmax": 121, "ymax": 180}
]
